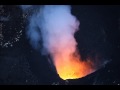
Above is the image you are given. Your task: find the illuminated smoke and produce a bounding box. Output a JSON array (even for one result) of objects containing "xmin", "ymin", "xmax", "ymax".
[{"xmin": 25, "ymin": 5, "xmax": 95, "ymax": 80}]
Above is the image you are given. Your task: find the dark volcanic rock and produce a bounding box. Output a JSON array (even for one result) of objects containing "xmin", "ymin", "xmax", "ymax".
[{"xmin": 67, "ymin": 59, "xmax": 120, "ymax": 85}]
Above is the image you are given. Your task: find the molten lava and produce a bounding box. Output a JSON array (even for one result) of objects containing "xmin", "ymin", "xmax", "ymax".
[{"xmin": 54, "ymin": 51, "xmax": 95, "ymax": 80}]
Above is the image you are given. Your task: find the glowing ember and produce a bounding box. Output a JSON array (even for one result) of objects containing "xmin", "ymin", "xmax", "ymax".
[{"xmin": 54, "ymin": 51, "xmax": 95, "ymax": 80}]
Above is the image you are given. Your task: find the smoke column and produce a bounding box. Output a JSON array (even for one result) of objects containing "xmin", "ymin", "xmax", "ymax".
[{"xmin": 25, "ymin": 5, "xmax": 95, "ymax": 80}]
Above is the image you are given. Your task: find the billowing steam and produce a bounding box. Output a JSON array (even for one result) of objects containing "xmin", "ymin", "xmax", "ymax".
[{"xmin": 22, "ymin": 5, "xmax": 96, "ymax": 80}]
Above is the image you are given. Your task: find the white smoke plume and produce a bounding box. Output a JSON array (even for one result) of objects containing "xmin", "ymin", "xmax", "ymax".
[
  {"xmin": 21, "ymin": 5, "xmax": 95, "ymax": 80},
  {"xmin": 26, "ymin": 5, "xmax": 80, "ymax": 56}
]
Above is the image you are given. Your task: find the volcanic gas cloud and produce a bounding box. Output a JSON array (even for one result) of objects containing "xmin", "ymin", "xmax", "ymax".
[{"xmin": 26, "ymin": 5, "xmax": 95, "ymax": 80}]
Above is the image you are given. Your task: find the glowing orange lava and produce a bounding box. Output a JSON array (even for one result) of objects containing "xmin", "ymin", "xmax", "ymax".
[{"xmin": 54, "ymin": 51, "xmax": 95, "ymax": 80}]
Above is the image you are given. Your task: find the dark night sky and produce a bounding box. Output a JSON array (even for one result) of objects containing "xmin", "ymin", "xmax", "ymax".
[{"xmin": 0, "ymin": 5, "xmax": 120, "ymax": 85}]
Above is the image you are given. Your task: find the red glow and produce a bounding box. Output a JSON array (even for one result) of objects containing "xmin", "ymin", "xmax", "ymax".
[{"xmin": 54, "ymin": 50, "xmax": 95, "ymax": 80}]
